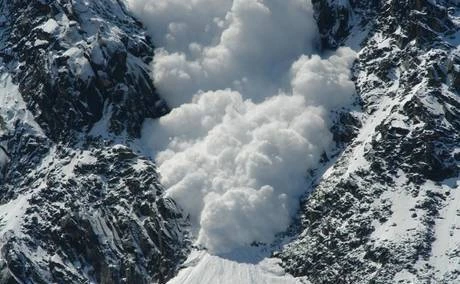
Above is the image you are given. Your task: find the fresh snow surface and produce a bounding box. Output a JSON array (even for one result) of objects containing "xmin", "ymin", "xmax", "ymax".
[
  {"xmin": 0, "ymin": 73, "xmax": 44, "ymax": 135},
  {"xmin": 167, "ymin": 249, "xmax": 310, "ymax": 284},
  {"xmin": 0, "ymin": 193, "xmax": 30, "ymax": 236},
  {"xmin": 370, "ymin": 171, "xmax": 421, "ymax": 245},
  {"xmin": 37, "ymin": 18, "xmax": 60, "ymax": 34},
  {"xmin": 428, "ymin": 178, "xmax": 460, "ymax": 278}
]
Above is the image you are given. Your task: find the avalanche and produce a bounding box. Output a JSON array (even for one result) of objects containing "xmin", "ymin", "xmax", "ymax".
[{"xmin": 126, "ymin": 0, "xmax": 356, "ymax": 281}]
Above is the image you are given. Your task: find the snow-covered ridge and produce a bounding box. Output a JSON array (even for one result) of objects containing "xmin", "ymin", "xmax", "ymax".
[{"xmin": 0, "ymin": 0, "xmax": 189, "ymax": 283}]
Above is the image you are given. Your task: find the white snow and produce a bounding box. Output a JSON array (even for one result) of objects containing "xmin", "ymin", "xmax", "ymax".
[
  {"xmin": 345, "ymin": 22, "xmax": 371, "ymax": 51},
  {"xmin": 62, "ymin": 47, "xmax": 95, "ymax": 81},
  {"xmin": 344, "ymin": 87, "xmax": 399, "ymax": 174},
  {"xmin": 37, "ymin": 18, "xmax": 60, "ymax": 34},
  {"xmin": 127, "ymin": 0, "xmax": 357, "ymax": 281},
  {"xmin": 428, "ymin": 179, "xmax": 460, "ymax": 278},
  {"xmin": 393, "ymin": 269, "xmax": 419, "ymax": 283},
  {"xmin": 0, "ymin": 193, "xmax": 30, "ymax": 235},
  {"xmin": 167, "ymin": 250, "xmax": 310, "ymax": 284},
  {"xmin": 141, "ymin": 49, "xmax": 356, "ymax": 253},
  {"xmin": 371, "ymin": 184, "xmax": 421, "ymax": 244},
  {"xmin": 132, "ymin": 0, "xmax": 357, "ymax": 254},
  {"xmin": 0, "ymin": 73, "xmax": 44, "ymax": 135},
  {"xmin": 89, "ymin": 103, "xmax": 113, "ymax": 139},
  {"xmin": 34, "ymin": 39, "xmax": 49, "ymax": 47}
]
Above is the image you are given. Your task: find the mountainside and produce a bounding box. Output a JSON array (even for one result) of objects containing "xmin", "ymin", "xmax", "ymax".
[
  {"xmin": 0, "ymin": 0, "xmax": 188, "ymax": 283},
  {"xmin": 0, "ymin": 0, "xmax": 459, "ymax": 283},
  {"xmin": 279, "ymin": 0, "xmax": 460, "ymax": 283}
]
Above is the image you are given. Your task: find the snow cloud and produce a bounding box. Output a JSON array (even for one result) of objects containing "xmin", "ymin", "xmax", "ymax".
[
  {"xmin": 127, "ymin": 0, "xmax": 318, "ymax": 107},
  {"xmin": 126, "ymin": 0, "xmax": 357, "ymax": 254}
]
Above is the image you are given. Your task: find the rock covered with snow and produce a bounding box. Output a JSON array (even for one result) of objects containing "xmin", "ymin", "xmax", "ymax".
[
  {"xmin": 0, "ymin": 0, "xmax": 189, "ymax": 283},
  {"xmin": 2, "ymin": 0, "xmax": 168, "ymax": 141},
  {"xmin": 279, "ymin": 0, "xmax": 460, "ymax": 283}
]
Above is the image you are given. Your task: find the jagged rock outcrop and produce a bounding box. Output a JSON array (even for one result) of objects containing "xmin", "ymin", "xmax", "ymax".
[
  {"xmin": 279, "ymin": 0, "xmax": 460, "ymax": 283},
  {"xmin": 2, "ymin": 0, "xmax": 168, "ymax": 141},
  {"xmin": 0, "ymin": 1, "xmax": 189, "ymax": 283}
]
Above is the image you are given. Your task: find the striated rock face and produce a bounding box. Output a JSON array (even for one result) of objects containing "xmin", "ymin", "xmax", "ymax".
[
  {"xmin": 279, "ymin": 0, "xmax": 460, "ymax": 283},
  {"xmin": 0, "ymin": 0, "xmax": 188, "ymax": 283}
]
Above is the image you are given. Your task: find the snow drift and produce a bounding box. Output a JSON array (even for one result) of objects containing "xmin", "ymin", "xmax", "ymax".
[{"xmin": 126, "ymin": 0, "xmax": 357, "ymax": 254}]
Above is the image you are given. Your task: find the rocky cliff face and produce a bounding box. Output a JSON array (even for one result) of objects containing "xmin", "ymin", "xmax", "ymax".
[
  {"xmin": 279, "ymin": 0, "xmax": 460, "ymax": 283},
  {"xmin": 3, "ymin": 0, "xmax": 169, "ymax": 141},
  {"xmin": 0, "ymin": 0, "xmax": 188, "ymax": 283}
]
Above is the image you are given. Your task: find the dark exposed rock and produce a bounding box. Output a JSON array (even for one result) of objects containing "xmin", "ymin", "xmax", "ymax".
[{"xmin": 280, "ymin": 0, "xmax": 460, "ymax": 283}]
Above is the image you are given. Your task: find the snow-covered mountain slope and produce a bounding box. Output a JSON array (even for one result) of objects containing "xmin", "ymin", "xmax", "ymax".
[
  {"xmin": 0, "ymin": 0, "xmax": 189, "ymax": 283},
  {"xmin": 2, "ymin": 0, "xmax": 169, "ymax": 141},
  {"xmin": 167, "ymin": 249, "xmax": 309, "ymax": 284},
  {"xmin": 279, "ymin": 0, "xmax": 460, "ymax": 283},
  {"xmin": 0, "ymin": 0, "xmax": 459, "ymax": 283}
]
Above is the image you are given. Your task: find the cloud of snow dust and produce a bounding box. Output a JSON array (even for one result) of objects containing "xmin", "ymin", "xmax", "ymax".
[
  {"xmin": 127, "ymin": 0, "xmax": 318, "ymax": 107},
  {"xmin": 126, "ymin": 0, "xmax": 357, "ymax": 254}
]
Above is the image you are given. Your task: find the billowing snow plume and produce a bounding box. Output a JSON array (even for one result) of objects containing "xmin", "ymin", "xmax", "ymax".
[
  {"xmin": 127, "ymin": 0, "xmax": 357, "ymax": 253},
  {"xmin": 127, "ymin": 0, "xmax": 318, "ymax": 107}
]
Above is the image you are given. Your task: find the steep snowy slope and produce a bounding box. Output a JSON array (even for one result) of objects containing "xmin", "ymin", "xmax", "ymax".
[
  {"xmin": 0, "ymin": 0, "xmax": 188, "ymax": 283},
  {"xmin": 280, "ymin": 0, "xmax": 460, "ymax": 283},
  {"xmin": 167, "ymin": 250, "xmax": 309, "ymax": 284}
]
